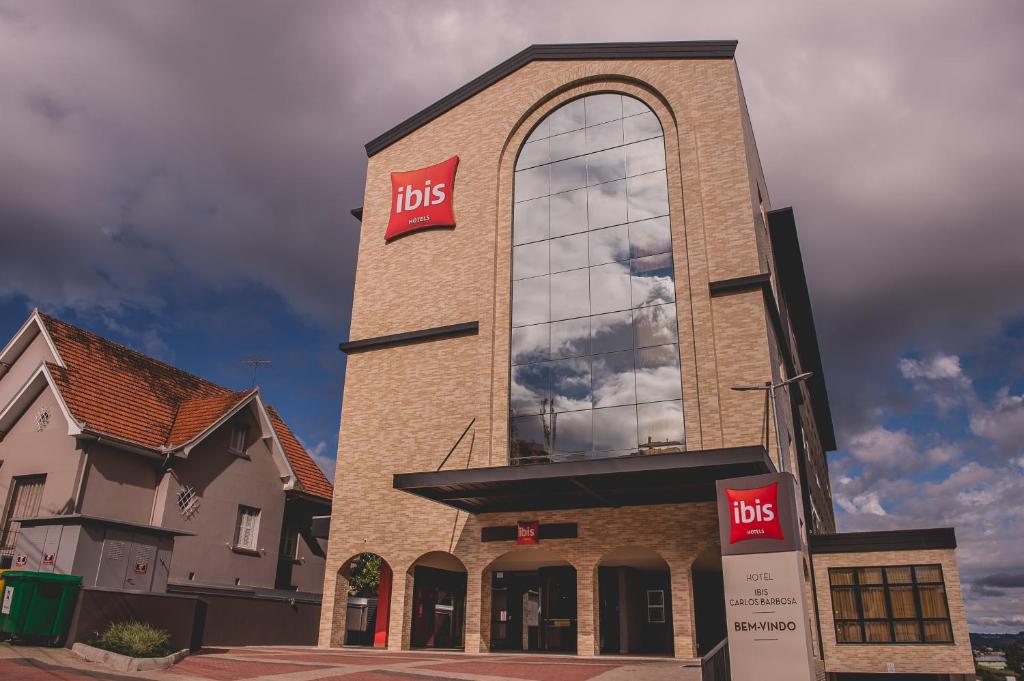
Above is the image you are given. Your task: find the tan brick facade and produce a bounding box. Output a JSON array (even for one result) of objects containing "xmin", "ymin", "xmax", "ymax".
[
  {"xmin": 812, "ymin": 549, "xmax": 975, "ymax": 676},
  {"xmin": 319, "ymin": 45, "xmax": 972, "ymax": 677},
  {"xmin": 321, "ymin": 55, "xmax": 791, "ymax": 657}
]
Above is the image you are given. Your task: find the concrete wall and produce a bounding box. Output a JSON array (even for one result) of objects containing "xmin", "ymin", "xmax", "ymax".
[
  {"xmin": 812, "ymin": 549, "xmax": 975, "ymax": 675},
  {"xmin": 67, "ymin": 587, "xmax": 206, "ymax": 651},
  {"xmin": 78, "ymin": 444, "xmax": 160, "ymax": 524},
  {"xmin": 0, "ymin": 387, "xmax": 82, "ymax": 524},
  {"xmin": 158, "ymin": 408, "xmax": 287, "ymax": 589}
]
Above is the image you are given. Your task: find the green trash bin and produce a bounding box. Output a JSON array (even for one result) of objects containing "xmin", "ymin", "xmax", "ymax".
[{"xmin": 1, "ymin": 571, "xmax": 82, "ymax": 645}]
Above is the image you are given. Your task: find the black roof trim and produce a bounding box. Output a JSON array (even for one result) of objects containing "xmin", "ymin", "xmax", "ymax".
[
  {"xmin": 393, "ymin": 445, "xmax": 772, "ymax": 514},
  {"xmin": 351, "ymin": 207, "xmax": 363, "ymax": 222},
  {"xmin": 339, "ymin": 321, "xmax": 478, "ymax": 354},
  {"xmin": 767, "ymin": 207, "xmax": 837, "ymax": 451},
  {"xmin": 365, "ymin": 40, "xmax": 738, "ymax": 157},
  {"xmin": 810, "ymin": 528, "xmax": 957, "ymax": 554}
]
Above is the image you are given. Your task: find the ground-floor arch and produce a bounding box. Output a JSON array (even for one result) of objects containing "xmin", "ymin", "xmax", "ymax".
[
  {"xmin": 337, "ymin": 552, "xmax": 393, "ymax": 648},
  {"xmin": 691, "ymin": 545, "xmax": 726, "ymax": 656},
  {"xmin": 597, "ymin": 545, "xmax": 675, "ymax": 656},
  {"xmin": 483, "ymin": 548, "xmax": 577, "ymax": 654},
  {"xmin": 408, "ymin": 551, "xmax": 468, "ymax": 649}
]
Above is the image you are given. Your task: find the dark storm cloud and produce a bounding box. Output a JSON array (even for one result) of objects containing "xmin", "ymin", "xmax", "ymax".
[
  {"xmin": 3, "ymin": 0, "xmax": 1024, "ymax": 632},
  {"xmin": 976, "ymin": 573, "xmax": 1024, "ymax": 590},
  {"xmin": 3, "ymin": 0, "xmax": 1022, "ymax": 426}
]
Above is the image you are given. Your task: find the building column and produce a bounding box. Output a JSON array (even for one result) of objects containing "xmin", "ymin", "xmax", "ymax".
[
  {"xmin": 670, "ymin": 560, "xmax": 697, "ymax": 659},
  {"xmin": 477, "ymin": 568, "xmax": 493, "ymax": 653},
  {"xmin": 576, "ymin": 562, "xmax": 597, "ymax": 656},
  {"xmin": 463, "ymin": 564, "xmax": 483, "ymax": 652},
  {"xmin": 319, "ymin": 566, "xmax": 349, "ymax": 648},
  {"xmin": 388, "ymin": 565, "xmax": 411, "ymax": 651}
]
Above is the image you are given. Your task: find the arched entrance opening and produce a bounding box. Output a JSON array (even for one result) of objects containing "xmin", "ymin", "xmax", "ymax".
[
  {"xmin": 692, "ymin": 546, "xmax": 726, "ymax": 656},
  {"xmin": 597, "ymin": 546, "xmax": 674, "ymax": 656},
  {"xmin": 340, "ymin": 552, "xmax": 393, "ymax": 647},
  {"xmin": 485, "ymin": 548, "xmax": 576, "ymax": 653},
  {"xmin": 409, "ymin": 551, "xmax": 468, "ymax": 649}
]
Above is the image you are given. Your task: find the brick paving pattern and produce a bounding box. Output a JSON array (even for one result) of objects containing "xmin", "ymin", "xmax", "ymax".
[{"xmin": 0, "ymin": 644, "xmax": 700, "ymax": 681}]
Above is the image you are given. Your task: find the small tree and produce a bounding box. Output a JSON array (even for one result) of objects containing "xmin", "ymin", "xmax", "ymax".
[
  {"xmin": 1007, "ymin": 642, "xmax": 1024, "ymax": 673},
  {"xmin": 348, "ymin": 553, "xmax": 382, "ymax": 596}
]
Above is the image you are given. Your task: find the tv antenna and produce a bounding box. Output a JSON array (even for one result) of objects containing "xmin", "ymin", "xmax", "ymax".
[{"xmin": 242, "ymin": 357, "xmax": 272, "ymax": 389}]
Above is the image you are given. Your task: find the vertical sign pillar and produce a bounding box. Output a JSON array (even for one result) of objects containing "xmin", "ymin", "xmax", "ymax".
[{"xmin": 716, "ymin": 473, "xmax": 815, "ymax": 681}]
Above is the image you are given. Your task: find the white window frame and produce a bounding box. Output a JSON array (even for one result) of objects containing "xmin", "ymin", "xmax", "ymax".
[
  {"xmin": 280, "ymin": 524, "xmax": 300, "ymax": 560},
  {"xmin": 646, "ymin": 589, "xmax": 666, "ymax": 623},
  {"xmin": 229, "ymin": 425, "xmax": 247, "ymax": 454},
  {"xmin": 235, "ymin": 505, "xmax": 261, "ymax": 551}
]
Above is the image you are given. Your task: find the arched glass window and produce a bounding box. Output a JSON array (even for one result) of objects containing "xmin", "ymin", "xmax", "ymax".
[{"xmin": 510, "ymin": 93, "xmax": 684, "ymax": 464}]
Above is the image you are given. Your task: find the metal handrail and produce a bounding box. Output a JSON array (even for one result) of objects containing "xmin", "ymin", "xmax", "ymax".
[{"xmin": 700, "ymin": 637, "xmax": 730, "ymax": 681}]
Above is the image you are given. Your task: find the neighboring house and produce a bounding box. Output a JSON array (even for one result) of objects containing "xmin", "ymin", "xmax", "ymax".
[{"xmin": 0, "ymin": 310, "xmax": 332, "ymax": 595}]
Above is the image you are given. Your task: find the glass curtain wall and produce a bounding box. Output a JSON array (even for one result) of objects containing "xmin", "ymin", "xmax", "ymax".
[{"xmin": 510, "ymin": 93, "xmax": 684, "ymax": 464}]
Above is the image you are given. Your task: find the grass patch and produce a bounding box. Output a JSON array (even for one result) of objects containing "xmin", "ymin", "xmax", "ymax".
[{"xmin": 89, "ymin": 620, "xmax": 172, "ymax": 658}]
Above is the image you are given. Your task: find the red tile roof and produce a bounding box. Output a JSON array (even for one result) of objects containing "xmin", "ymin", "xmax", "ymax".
[
  {"xmin": 167, "ymin": 391, "xmax": 254, "ymax": 448},
  {"xmin": 36, "ymin": 313, "xmax": 332, "ymax": 499},
  {"xmin": 267, "ymin": 405, "xmax": 334, "ymax": 500}
]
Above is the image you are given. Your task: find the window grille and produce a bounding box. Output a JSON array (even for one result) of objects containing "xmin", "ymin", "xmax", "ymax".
[{"xmin": 177, "ymin": 485, "xmax": 200, "ymax": 519}]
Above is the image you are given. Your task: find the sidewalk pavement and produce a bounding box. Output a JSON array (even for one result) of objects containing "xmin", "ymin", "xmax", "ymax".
[{"xmin": 0, "ymin": 643, "xmax": 703, "ymax": 681}]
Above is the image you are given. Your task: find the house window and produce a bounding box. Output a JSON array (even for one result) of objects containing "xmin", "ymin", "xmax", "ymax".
[
  {"xmin": 829, "ymin": 565, "xmax": 954, "ymax": 644},
  {"xmin": 509, "ymin": 93, "xmax": 684, "ymax": 464},
  {"xmin": 646, "ymin": 589, "xmax": 666, "ymax": 623},
  {"xmin": 280, "ymin": 524, "xmax": 300, "ymax": 560},
  {"xmin": 176, "ymin": 485, "xmax": 200, "ymax": 519},
  {"xmin": 234, "ymin": 505, "xmax": 261, "ymax": 551},
  {"xmin": 229, "ymin": 425, "xmax": 247, "ymax": 454},
  {"xmin": 0, "ymin": 475, "xmax": 46, "ymax": 563}
]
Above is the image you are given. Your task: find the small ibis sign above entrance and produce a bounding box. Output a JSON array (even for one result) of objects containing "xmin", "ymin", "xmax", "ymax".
[{"xmin": 516, "ymin": 521, "xmax": 539, "ymax": 545}]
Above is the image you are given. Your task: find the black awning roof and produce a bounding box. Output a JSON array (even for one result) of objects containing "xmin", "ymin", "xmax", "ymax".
[{"xmin": 393, "ymin": 445, "xmax": 773, "ymax": 514}]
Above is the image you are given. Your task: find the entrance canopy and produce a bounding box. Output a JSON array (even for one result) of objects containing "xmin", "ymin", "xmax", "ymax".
[{"xmin": 393, "ymin": 446, "xmax": 772, "ymax": 513}]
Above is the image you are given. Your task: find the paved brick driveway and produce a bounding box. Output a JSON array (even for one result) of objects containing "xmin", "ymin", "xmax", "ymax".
[{"xmin": 0, "ymin": 644, "xmax": 701, "ymax": 680}]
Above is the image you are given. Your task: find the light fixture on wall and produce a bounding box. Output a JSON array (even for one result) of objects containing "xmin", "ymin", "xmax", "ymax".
[{"xmin": 730, "ymin": 372, "xmax": 814, "ymax": 473}]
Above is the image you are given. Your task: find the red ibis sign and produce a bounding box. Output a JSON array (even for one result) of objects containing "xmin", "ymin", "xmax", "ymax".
[
  {"xmin": 517, "ymin": 521, "xmax": 539, "ymax": 545},
  {"xmin": 725, "ymin": 482, "xmax": 784, "ymax": 544},
  {"xmin": 385, "ymin": 156, "xmax": 459, "ymax": 241}
]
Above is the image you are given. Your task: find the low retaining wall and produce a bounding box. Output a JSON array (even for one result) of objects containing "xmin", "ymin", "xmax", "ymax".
[
  {"xmin": 66, "ymin": 588, "xmax": 205, "ymax": 652},
  {"xmin": 65, "ymin": 586, "xmax": 322, "ymax": 650},
  {"xmin": 170, "ymin": 584, "xmax": 322, "ymax": 647}
]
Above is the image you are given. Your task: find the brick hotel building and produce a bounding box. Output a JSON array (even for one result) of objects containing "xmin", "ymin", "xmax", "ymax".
[{"xmin": 320, "ymin": 41, "xmax": 976, "ymax": 679}]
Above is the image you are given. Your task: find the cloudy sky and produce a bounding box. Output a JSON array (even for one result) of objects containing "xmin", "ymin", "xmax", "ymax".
[{"xmin": 2, "ymin": 0, "xmax": 1022, "ymax": 631}]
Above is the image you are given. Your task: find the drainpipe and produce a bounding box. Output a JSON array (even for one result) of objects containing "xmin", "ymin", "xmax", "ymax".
[{"xmin": 72, "ymin": 440, "xmax": 91, "ymax": 513}]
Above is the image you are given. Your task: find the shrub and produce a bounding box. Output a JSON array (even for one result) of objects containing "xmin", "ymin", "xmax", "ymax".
[{"xmin": 90, "ymin": 620, "xmax": 171, "ymax": 658}]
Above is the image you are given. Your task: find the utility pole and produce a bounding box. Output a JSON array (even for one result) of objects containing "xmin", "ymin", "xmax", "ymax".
[
  {"xmin": 730, "ymin": 372, "xmax": 813, "ymax": 473},
  {"xmin": 242, "ymin": 357, "xmax": 272, "ymax": 389}
]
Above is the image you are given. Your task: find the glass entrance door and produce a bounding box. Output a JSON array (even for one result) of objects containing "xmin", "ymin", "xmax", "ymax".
[
  {"xmin": 490, "ymin": 567, "xmax": 576, "ymax": 653},
  {"xmin": 411, "ymin": 565, "xmax": 466, "ymax": 649}
]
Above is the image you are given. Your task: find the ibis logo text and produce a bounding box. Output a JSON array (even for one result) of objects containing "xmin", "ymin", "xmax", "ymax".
[
  {"xmin": 385, "ymin": 156, "xmax": 459, "ymax": 241},
  {"xmin": 726, "ymin": 483, "xmax": 784, "ymax": 544},
  {"xmin": 517, "ymin": 520, "xmax": 539, "ymax": 545}
]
